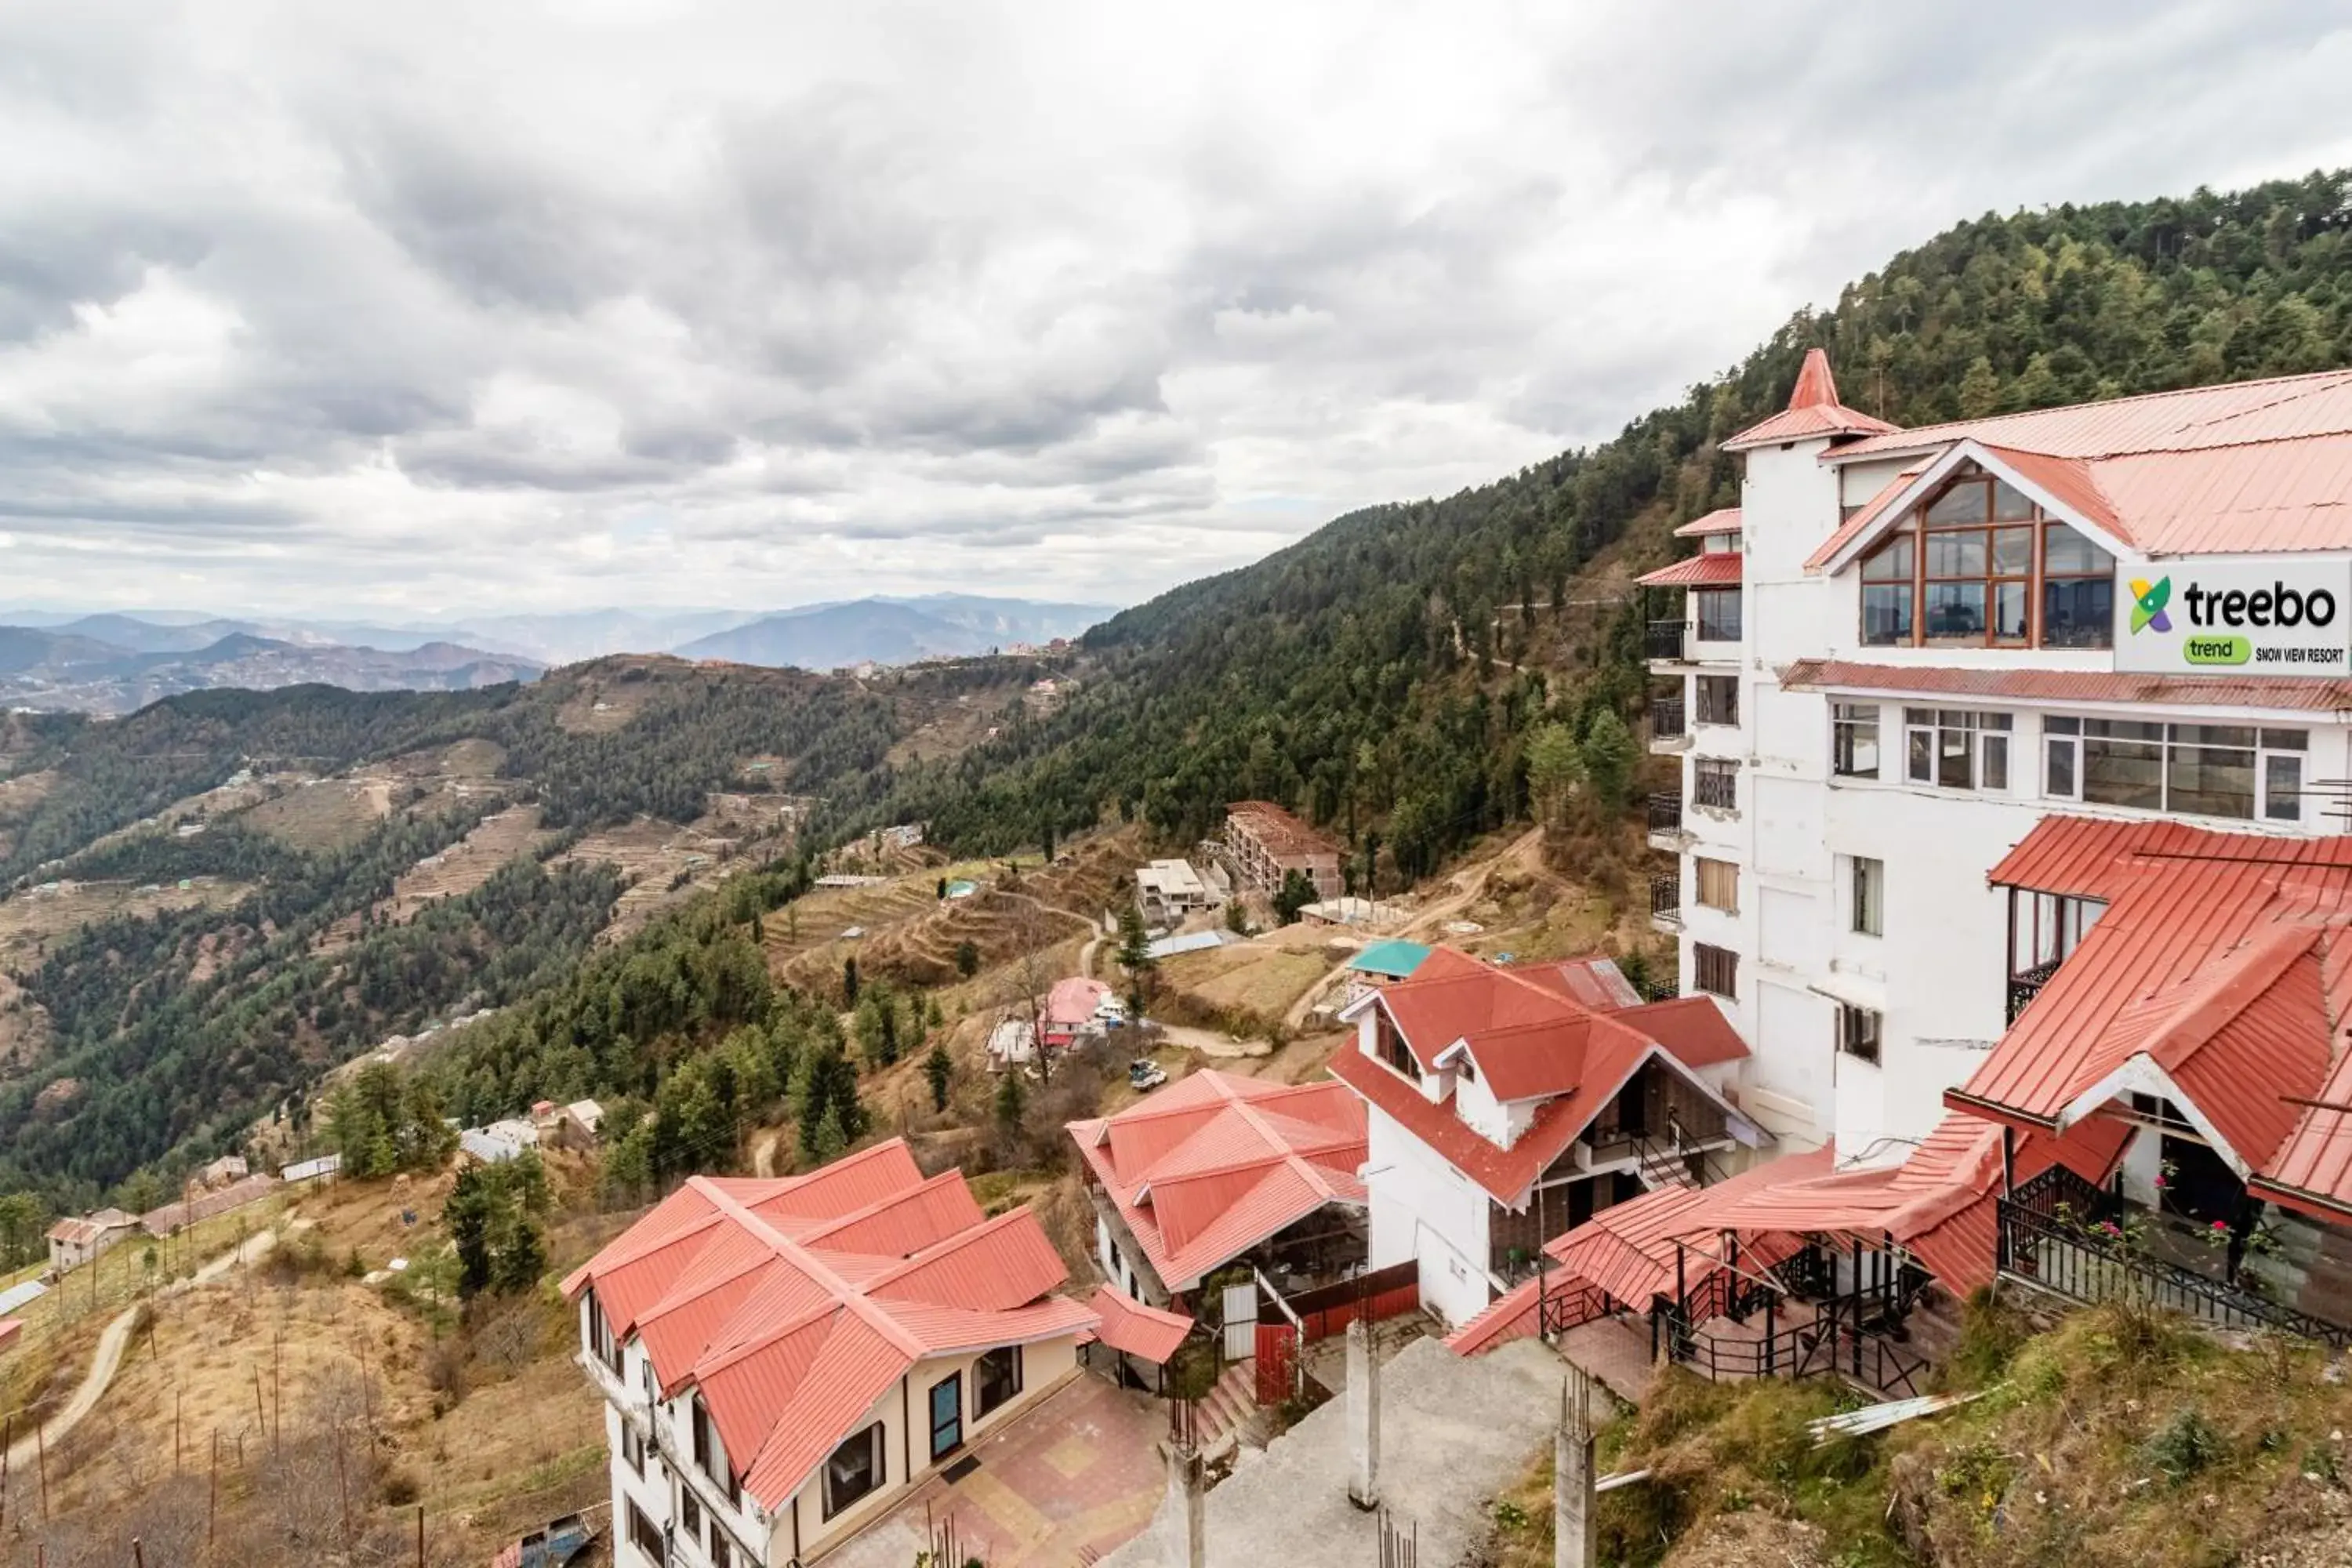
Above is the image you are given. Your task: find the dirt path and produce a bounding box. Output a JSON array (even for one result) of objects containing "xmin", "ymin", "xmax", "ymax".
[
  {"xmin": 751, "ymin": 1129, "xmax": 782, "ymax": 1178},
  {"xmin": 1152, "ymin": 1023, "xmax": 1272, "ymax": 1060},
  {"xmin": 3, "ymin": 1229, "xmax": 278, "ymax": 1477}
]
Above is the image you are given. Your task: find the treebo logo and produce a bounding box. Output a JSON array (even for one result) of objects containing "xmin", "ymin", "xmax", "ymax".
[{"xmin": 2129, "ymin": 576, "xmax": 2172, "ymax": 635}]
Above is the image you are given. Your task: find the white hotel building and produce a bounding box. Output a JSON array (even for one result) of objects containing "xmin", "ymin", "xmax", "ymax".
[{"xmin": 1642, "ymin": 353, "xmax": 2352, "ymax": 1174}]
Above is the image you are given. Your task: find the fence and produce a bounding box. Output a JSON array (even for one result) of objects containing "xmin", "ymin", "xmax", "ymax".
[{"xmin": 1257, "ymin": 1261, "xmax": 1420, "ymax": 1344}]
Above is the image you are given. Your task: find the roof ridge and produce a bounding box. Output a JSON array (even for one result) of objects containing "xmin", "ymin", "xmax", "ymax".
[
  {"xmin": 862, "ymin": 1203, "xmax": 1044, "ymax": 1291},
  {"xmin": 687, "ymin": 1175, "xmax": 927, "ymax": 1359},
  {"xmin": 795, "ymin": 1167, "xmax": 972, "ymax": 1248},
  {"xmin": 1831, "ymin": 367, "xmax": 2352, "ymax": 459}
]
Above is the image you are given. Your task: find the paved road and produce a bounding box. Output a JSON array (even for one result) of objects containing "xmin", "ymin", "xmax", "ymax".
[{"xmin": 2, "ymin": 1228, "xmax": 277, "ymax": 1478}]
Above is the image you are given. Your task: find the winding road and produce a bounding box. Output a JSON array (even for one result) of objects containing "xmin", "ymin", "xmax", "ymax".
[{"xmin": 2, "ymin": 1228, "xmax": 277, "ymax": 1479}]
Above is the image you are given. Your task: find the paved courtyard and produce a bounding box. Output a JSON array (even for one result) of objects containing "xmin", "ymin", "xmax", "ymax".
[{"xmin": 818, "ymin": 1371, "xmax": 1168, "ymax": 1568}]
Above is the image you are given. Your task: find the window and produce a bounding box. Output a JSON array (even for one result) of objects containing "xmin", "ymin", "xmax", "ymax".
[
  {"xmin": 1836, "ymin": 1005, "xmax": 1882, "ymax": 1065},
  {"xmin": 1693, "ymin": 943, "xmax": 1737, "ymax": 1000},
  {"xmin": 1693, "ymin": 758, "xmax": 1738, "ymax": 810},
  {"xmin": 622, "ymin": 1422, "xmax": 646, "ymax": 1475},
  {"xmin": 586, "ymin": 1289, "xmax": 622, "ymax": 1374},
  {"xmin": 690, "ymin": 1396, "xmax": 739, "ymax": 1504},
  {"xmin": 976, "ymin": 1345, "xmax": 1024, "ymax": 1417},
  {"xmin": 1832, "ymin": 702, "xmax": 1880, "ymax": 779},
  {"xmin": 1374, "ymin": 1010, "xmax": 1421, "ymax": 1080},
  {"xmin": 680, "ymin": 1490, "xmax": 702, "ymax": 1544},
  {"xmin": 627, "ymin": 1501, "xmax": 662, "ymax": 1561},
  {"xmin": 1856, "ymin": 466, "xmax": 2114, "ymax": 649},
  {"xmin": 1850, "ymin": 857, "xmax": 1883, "ymax": 937},
  {"xmin": 2045, "ymin": 717, "xmax": 2307, "ymax": 822},
  {"xmin": 1902, "ymin": 709, "xmax": 2011, "ymax": 791},
  {"xmin": 823, "ymin": 1423, "xmax": 887, "ymax": 1519},
  {"xmin": 1694, "ymin": 587, "xmax": 1743, "ymax": 642},
  {"xmin": 1694, "ymin": 675, "xmax": 1740, "ymax": 727},
  {"xmin": 1695, "ymin": 858, "xmax": 1739, "ymax": 913},
  {"xmin": 710, "ymin": 1531, "xmax": 732, "ymax": 1568}
]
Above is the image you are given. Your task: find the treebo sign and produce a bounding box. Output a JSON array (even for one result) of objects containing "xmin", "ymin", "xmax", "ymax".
[{"xmin": 2114, "ymin": 557, "xmax": 2352, "ymax": 673}]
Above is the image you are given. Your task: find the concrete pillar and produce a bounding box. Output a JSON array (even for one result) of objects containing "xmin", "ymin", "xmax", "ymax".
[
  {"xmin": 1346, "ymin": 1316, "xmax": 1379, "ymax": 1509},
  {"xmin": 1167, "ymin": 1438, "xmax": 1206, "ymax": 1568},
  {"xmin": 1555, "ymin": 1368, "xmax": 1596, "ymax": 1568}
]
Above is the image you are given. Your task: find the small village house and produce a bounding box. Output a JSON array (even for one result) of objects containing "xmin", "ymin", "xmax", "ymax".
[
  {"xmin": 1040, "ymin": 976, "xmax": 1119, "ymax": 1050},
  {"xmin": 46, "ymin": 1209, "xmax": 140, "ymax": 1272},
  {"xmin": 1134, "ymin": 858, "xmax": 1214, "ymax": 925},
  {"xmin": 564, "ymin": 1140, "xmax": 1096, "ymax": 1568}
]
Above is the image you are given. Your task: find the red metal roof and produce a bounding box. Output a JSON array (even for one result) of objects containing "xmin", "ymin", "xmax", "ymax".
[
  {"xmin": 1045, "ymin": 977, "xmax": 1110, "ymax": 1029},
  {"xmin": 1084, "ymin": 1285, "xmax": 1195, "ymax": 1364},
  {"xmin": 564, "ymin": 1142, "xmax": 1095, "ymax": 1512},
  {"xmin": 1777, "ymin": 658, "xmax": 2352, "ymax": 715},
  {"xmin": 1520, "ymin": 956, "xmax": 1643, "ymax": 1011},
  {"xmin": 1612, "ymin": 996, "xmax": 1750, "ymax": 1068},
  {"xmin": 1723, "ymin": 350, "xmax": 1899, "ymax": 452},
  {"xmin": 1672, "ymin": 507, "xmax": 1742, "ymax": 539},
  {"xmin": 1634, "ymin": 553, "xmax": 1743, "ymax": 589},
  {"xmin": 1066, "ymin": 1073, "xmax": 1367, "ymax": 1290},
  {"xmin": 1801, "ymin": 464, "xmax": 1925, "ymax": 570},
  {"xmin": 1830, "ymin": 368, "xmax": 2352, "ymax": 463}
]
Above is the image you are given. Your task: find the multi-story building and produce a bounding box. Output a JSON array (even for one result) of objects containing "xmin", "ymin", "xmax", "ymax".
[
  {"xmin": 1224, "ymin": 800, "xmax": 1346, "ymax": 902},
  {"xmin": 562, "ymin": 1140, "xmax": 1097, "ymax": 1568},
  {"xmin": 1639, "ymin": 354, "xmax": 2352, "ymax": 1166}
]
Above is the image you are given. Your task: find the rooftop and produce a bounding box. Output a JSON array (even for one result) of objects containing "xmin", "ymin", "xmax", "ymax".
[
  {"xmin": 1671, "ymin": 506, "xmax": 1743, "ymax": 539},
  {"xmin": 561, "ymin": 1139, "xmax": 1094, "ymax": 1510},
  {"xmin": 1722, "ymin": 348, "xmax": 1899, "ymax": 452},
  {"xmin": 1225, "ymin": 800, "xmax": 1343, "ymax": 859}
]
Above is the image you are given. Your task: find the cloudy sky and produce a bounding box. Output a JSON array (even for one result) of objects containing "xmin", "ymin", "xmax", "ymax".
[{"xmin": 2, "ymin": 1, "xmax": 2349, "ymax": 621}]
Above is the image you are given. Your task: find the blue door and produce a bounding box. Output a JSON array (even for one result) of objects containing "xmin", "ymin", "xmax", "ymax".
[{"xmin": 929, "ymin": 1371, "xmax": 963, "ymax": 1461}]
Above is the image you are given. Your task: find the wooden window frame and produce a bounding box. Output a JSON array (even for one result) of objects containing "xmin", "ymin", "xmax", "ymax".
[
  {"xmin": 1693, "ymin": 943, "xmax": 1737, "ymax": 1000},
  {"xmin": 1857, "ymin": 467, "xmax": 2115, "ymax": 650}
]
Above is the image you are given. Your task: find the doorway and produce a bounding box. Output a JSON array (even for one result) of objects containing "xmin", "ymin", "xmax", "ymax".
[{"xmin": 928, "ymin": 1371, "xmax": 963, "ymax": 1462}]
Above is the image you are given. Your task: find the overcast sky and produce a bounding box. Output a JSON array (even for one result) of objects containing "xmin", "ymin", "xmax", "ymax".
[{"xmin": 2, "ymin": 1, "xmax": 2350, "ymax": 621}]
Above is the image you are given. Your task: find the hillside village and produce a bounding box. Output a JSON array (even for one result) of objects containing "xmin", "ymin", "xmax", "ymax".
[{"xmin": 3, "ymin": 348, "xmax": 2352, "ymax": 1568}]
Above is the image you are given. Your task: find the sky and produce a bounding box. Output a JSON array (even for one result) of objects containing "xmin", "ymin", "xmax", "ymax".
[{"xmin": 2, "ymin": 1, "xmax": 2350, "ymax": 622}]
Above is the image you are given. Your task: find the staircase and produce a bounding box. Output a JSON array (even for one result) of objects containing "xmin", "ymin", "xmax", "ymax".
[
  {"xmin": 1896, "ymin": 1285, "xmax": 1968, "ymax": 1367},
  {"xmin": 1198, "ymin": 1359, "xmax": 1258, "ymax": 1448},
  {"xmin": 1636, "ymin": 1138, "xmax": 1697, "ymax": 1191}
]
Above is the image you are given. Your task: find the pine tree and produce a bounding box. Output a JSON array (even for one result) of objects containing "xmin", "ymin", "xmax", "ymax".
[
  {"xmin": 994, "ymin": 1069, "xmax": 1027, "ymax": 1136},
  {"xmin": 1578, "ymin": 711, "xmax": 1638, "ymax": 811},
  {"xmin": 956, "ymin": 939, "xmax": 980, "ymax": 978},
  {"xmin": 1957, "ymin": 354, "xmax": 2001, "ymax": 419},
  {"xmin": 842, "ymin": 956, "xmax": 860, "ymax": 1005},
  {"xmin": 925, "ymin": 1045, "xmax": 953, "ymax": 1112}
]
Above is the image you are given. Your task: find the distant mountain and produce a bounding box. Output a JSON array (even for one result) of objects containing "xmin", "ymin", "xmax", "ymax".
[
  {"xmin": 673, "ymin": 595, "xmax": 1112, "ymax": 670},
  {"xmin": 428, "ymin": 608, "xmax": 760, "ymax": 664},
  {"xmin": 0, "ymin": 626, "xmax": 543, "ymax": 715}
]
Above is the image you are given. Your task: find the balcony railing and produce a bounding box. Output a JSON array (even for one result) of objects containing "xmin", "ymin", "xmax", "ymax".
[
  {"xmin": 1650, "ymin": 873, "xmax": 1682, "ymax": 925},
  {"xmin": 1650, "ymin": 696, "xmax": 1686, "ymax": 740},
  {"xmin": 2007, "ymin": 958, "xmax": 2062, "ymax": 1025},
  {"xmin": 1692, "ymin": 768, "xmax": 1737, "ymax": 811},
  {"xmin": 1645, "ymin": 620, "xmax": 1689, "ymax": 661},
  {"xmin": 1646, "ymin": 793, "xmax": 1683, "ymax": 833}
]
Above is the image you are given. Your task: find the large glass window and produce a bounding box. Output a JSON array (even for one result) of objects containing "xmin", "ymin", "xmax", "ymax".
[
  {"xmin": 1694, "ymin": 588, "xmax": 1743, "ymax": 643},
  {"xmin": 1857, "ymin": 467, "xmax": 2114, "ymax": 648},
  {"xmin": 976, "ymin": 1345, "xmax": 1024, "ymax": 1417},
  {"xmin": 1694, "ymin": 675, "xmax": 1740, "ymax": 726},
  {"xmin": 824, "ymin": 1424, "xmax": 887, "ymax": 1519},
  {"xmin": 1901, "ymin": 709, "xmax": 2011, "ymax": 791},
  {"xmin": 1831, "ymin": 702, "xmax": 1880, "ymax": 778},
  {"xmin": 2045, "ymin": 717, "xmax": 2306, "ymax": 822}
]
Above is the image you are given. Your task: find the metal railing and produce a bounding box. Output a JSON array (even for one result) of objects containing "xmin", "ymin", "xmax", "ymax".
[
  {"xmin": 1693, "ymin": 766, "xmax": 1737, "ymax": 811},
  {"xmin": 1650, "ymin": 696, "xmax": 1686, "ymax": 740},
  {"xmin": 1645, "ymin": 620, "xmax": 1689, "ymax": 661},
  {"xmin": 1650, "ymin": 873, "xmax": 1682, "ymax": 926},
  {"xmin": 1647, "ymin": 793, "xmax": 1683, "ymax": 833},
  {"xmin": 2007, "ymin": 957, "xmax": 2063, "ymax": 1025}
]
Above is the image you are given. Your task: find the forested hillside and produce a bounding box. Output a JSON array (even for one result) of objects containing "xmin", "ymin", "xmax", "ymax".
[{"xmin": 872, "ymin": 170, "xmax": 2352, "ymax": 877}]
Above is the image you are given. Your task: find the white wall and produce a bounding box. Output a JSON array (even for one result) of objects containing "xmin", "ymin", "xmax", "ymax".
[{"xmin": 1364, "ymin": 1104, "xmax": 1494, "ymax": 1328}]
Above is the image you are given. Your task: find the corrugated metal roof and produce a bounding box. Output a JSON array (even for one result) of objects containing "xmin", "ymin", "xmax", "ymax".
[
  {"xmin": 0, "ymin": 1279, "xmax": 49, "ymax": 1316},
  {"xmin": 1086, "ymin": 1285, "xmax": 1194, "ymax": 1363},
  {"xmin": 1802, "ymin": 463, "xmax": 1925, "ymax": 570},
  {"xmin": 1613, "ymin": 996, "xmax": 1750, "ymax": 1067},
  {"xmin": 1777, "ymin": 657, "xmax": 2352, "ymax": 715},
  {"xmin": 1829, "ymin": 368, "xmax": 2352, "ymax": 463},
  {"xmin": 1346, "ymin": 939, "xmax": 1432, "ymax": 977},
  {"xmin": 1673, "ymin": 507, "xmax": 1743, "ymax": 539},
  {"xmin": 1523, "ymin": 957, "xmax": 1644, "ymax": 1012},
  {"xmin": 1725, "ymin": 350, "xmax": 1899, "ymax": 452},
  {"xmin": 1634, "ymin": 553, "xmax": 1744, "ymax": 589},
  {"xmin": 869, "ymin": 1209, "xmax": 1071, "ymax": 1313}
]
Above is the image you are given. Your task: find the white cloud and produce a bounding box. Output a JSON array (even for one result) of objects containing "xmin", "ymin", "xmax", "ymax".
[{"xmin": 0, "ymin": 0, "xmax": 2347, "ymax": 619}]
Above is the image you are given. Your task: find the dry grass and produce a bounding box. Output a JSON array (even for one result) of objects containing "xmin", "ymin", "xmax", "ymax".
[
  {"xmin": 1158, "ymin": 944, "xmax": 1330, "ymax": 1021},
  {"xmin": 241, "ymin": 776, "xmax": 394, "ymax": 850}
]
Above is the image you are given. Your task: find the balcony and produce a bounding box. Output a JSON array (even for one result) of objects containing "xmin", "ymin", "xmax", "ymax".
[
  {"xmin": 1649, "ymin": 697, "xmax": 1688, "ymax": 752},
  {"xmin": 1646, "ymin": 793, "xmax": 1687, "ymax": 853},
  {"xmin": 1649, "ymin": 873, "xmax": 1682, "ymax": 931},
  {"xmin": 2007, "ymin": 958, "xmax": 2061, "ymax": 1025},
  {"xmin": 1645, "ymin": 619, "xmax": 1689, "ymax": 662}
]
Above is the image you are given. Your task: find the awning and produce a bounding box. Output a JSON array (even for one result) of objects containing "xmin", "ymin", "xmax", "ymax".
[{"xmin": 1083, "ymin": 1285, "xmax": 1193, "ymax": 1365}]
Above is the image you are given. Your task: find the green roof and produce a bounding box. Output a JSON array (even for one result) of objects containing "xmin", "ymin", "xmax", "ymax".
[{"xmin": 1346, "ymin": 940, "xmax": 1431, "ymax": 978}]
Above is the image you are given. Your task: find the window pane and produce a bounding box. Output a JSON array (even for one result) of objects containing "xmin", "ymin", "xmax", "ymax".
[
  {"xmin": 2168, "ymin": 744, "xmax": 2255, "ymax": 819},
  {"xmin": 2085, "ymin": 718, "xmax": 2164, "ymax": 742},
  {"xmin": 1907, "ymin": 728, "xmax": 1933, "ymax": 782},
  {"xmin": 2041, "ymin": 575, "xmax": 2113, "ymax": 648},
  {"xmin": 2082, "ymin": 737, "xmax": 2163, "ymax": 809},
  {"xmin": 2267, "ymin": 754, "xmax": 2303, "ymax": 822},
  {"xmin": 1695, "ymin": 589, "xmax": 1742, "ymax": 641},
  {"xmin": 1924, "ymin": 582, "xmax": 1986, "ymax": 638},
  {"xmin": 1993, "ymin": 581, "xmax": 2028, "ymax": 639},
  {"xmin": 2261, "ymin": 729, "xmax": 2310, "ymax": 751},
  {"xmin": 1861, "ymin": 534, "xmax": 1913, "ymax": 583},
  {"xmin": 1925, "ymin": 532, "xmax": 1987, "ymax": 578},
  {"xmin": 1861, "ymin": 584, "xmax": 1912, "ymax": 644},
  {"xmin": 2045, "ymin": 716, "xmax": 2081, "ymax": 735},
  {"xmin": 1926, "ymin": 480, "xmax": 1987, "ymax": 524},
  {"xmin": 1939, "ymin": 725, "xmax": 1974, "ymax": 789},
  {"xmin": 1833, "ymin": 708, "xmax": 1880, "ymax": 779},
  {"xmin": 1980, "ymin": 734, "xmax": 2009, "ymax": 791},
  {"xmin": 2168, "ymin": 724, "xmax": 2255, "ymax": 749},
  {"xmin": 1991, "ymin": 527, "xmax": 2034, "ymax": 574},
  {"xmin": 1991, "ymin": 480, "xmax": 2036, "ymax": 521},
  {"xmin": 2043, "ymin": 526, "xmax": 2106, "ymax": 575},
  {"xmin": 2045, "ymin": 736, "xmax": 2077, "ymax": 797}
]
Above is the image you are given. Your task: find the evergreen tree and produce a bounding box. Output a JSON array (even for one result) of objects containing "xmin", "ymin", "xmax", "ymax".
[
  {"xmin": 924, "ymin": 1045, "xmax": 953, "ymax": 1112},
  {"xmin": 1578, "ymin": 711, "xmax": 1638, "ymax": 811},
  {"xmin": 994, "ymin": 1069, "xmax": 1027, "ymax": 1135},
  {"xmin": 956, "ymin": 940, "xmax": 981, "ymax": 979},
  {"xmin": 1524, "ymin": 720, "xmax": 1582, "ymax": 828},
  {"xmin": 1274, "ymin": 869, "xmax": 1319, "ymax": 925},
  {"xmin": 842, "ymin": 956, "xmax": 860, "ymax": 1005}
]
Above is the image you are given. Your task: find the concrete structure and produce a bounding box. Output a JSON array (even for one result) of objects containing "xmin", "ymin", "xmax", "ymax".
[
  {"xmin": 45, "ymin": 1208, "xmax": 139, "ymax": 1272},
  {"xmin": 1137, "ymin": 859, "xmax": 1214, "ymax": 924},
  {"xmin": 281, "ymin": 1152, "xmax": 342, "ymax": 1185},
  {"xmin": 1330, "ymin": 949, "xmax": 1755, "ymax": 1327},
  {"xmin": 198, "ymin": 1154, "xmax": 249, "ymax": 1189},
  {"xmin": 459, "ymin": 1119, "xmax": 541, "ymax": 1165},
  {"xmin": 564, "ymin": 1139, "xmax": 1097, "ymax": 1568},
  {"xmin": 1640, "ymin": 355, "xmax": 2352, "ymax": 1168},
  {"xmin": 1225, "ymin": 801, "xmax": 1345, "ymax": 902},
  {"xmin": 1042, "ymin": 976, "xmax": 1118, "ymax": 1049},
  {"xmin": 1555, "ymin": 1370, "xmax": 1597, "ymax": 1568},
  {"xmin": 1344, "ymin": 1318, "xmax": 1378, "ymax": 1508},
  {"xmin": 987, "ymin": 1017, "xmax": 1039, "ymax": 1070}
]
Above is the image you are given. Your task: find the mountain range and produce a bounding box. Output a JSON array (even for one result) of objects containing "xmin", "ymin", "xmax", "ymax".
[{"xmin": 0, "ymin": 626, "xmax": 543, "ymax": 717}]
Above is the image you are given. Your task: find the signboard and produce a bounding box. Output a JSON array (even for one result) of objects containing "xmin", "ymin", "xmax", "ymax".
[{"xmin": 2113, "ymin": 556, "xmax": 2352, "ymax": 675}]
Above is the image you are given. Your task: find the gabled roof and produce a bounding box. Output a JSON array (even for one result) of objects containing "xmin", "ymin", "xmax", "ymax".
[
  {"xmin": 1347, "ymin": 939, "xmax": 1432, "ymax": 979},
  {"xmin": 1066, "ymin": 1071, "xmax": 1367, "ymax": 1290},
  {"xmin": 1950, "ymin": 816, "xmax": 2352, "ymax": 1225},
  {"xmin": 1083, "ymin": 1284, "xmax": 1193, "ymax": 1365},
  {"xmin": 1635, "ymin": 553, "xmax": 1743, "ymax": 590},
  {"xmin": 1672, "ymin": 507, "xmax": 1742, "ymax": 539},
  {"xmin": 1613, "ymin": 996, "xmax": 1749, "ymax": 1067},
  {"xmin": 561, "ymin": 1139, "xmax": 1094, "ymax": 1511},
  {"xmin": 1722, "ymin": 349, "xmax": 1899, "ymax": 452}
]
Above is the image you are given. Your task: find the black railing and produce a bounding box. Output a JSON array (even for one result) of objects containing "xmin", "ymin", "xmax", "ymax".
[
  {"xmin": 1693, "ymin": 767, "xmax": 1737, "ymax": 811},
  {"xmin": 1645, "ymin": 620, "xmax": 1689, "ymax": 661},
  {"xmin": 1650, "ymin": 873, "xmax": 1682, "ymax": 925},
  {"xmin": 2007, "ymin": 958, "xmax": 2063, "ymax": 1025},
  {"xmin": 1647, "ymin": 793, "xmax": 1683, "ymax": 833},
  {"xmin": 1996, "ymin": 1184, "xmax": 2352, "ymax": 1349},
  {"xmin": 1651, "ymin": 696, "xmax": 1686, "ymax": 740}
]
